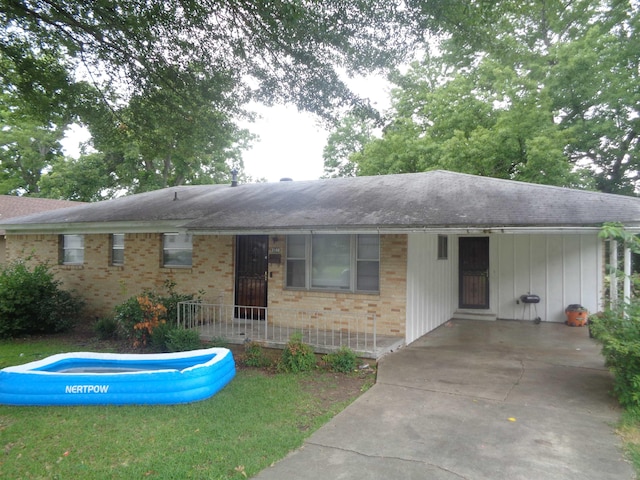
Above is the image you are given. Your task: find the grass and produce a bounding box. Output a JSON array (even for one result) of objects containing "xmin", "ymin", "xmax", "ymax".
[
  {"xmin": 0, "ymin": 338, "xmax": 371, "ymax": 479},
  {"xmin": 617, "ymin": 409, "xmax": 640, "ymax": 474}
]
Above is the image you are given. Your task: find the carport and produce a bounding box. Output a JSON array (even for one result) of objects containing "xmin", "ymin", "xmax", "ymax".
[{"xmin": 255, "ymin": 319, "xmax": 634, "ymax": 480}]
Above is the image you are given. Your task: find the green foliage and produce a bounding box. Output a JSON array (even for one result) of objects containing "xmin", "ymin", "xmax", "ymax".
[
  {"xmin": 165, "ymin": 328, "xmax": 202, "ymax": 352},
  {"xmin": 155, "ymin": 280, "xmax": 199, "ymax": 327},
  {"xmin": 1, "ymin": 0, "xmax": 422, "ymax": 198},
  {"xmin": 590, "ymin": 303, "xmax": 640, "ymax": 410},
  {"xmin": 207, "ymin": 336, "xmax": 229, "ymax": 348},
  {"xmin": 0, "ymin": 112, "xmax": 66, "ymax": 195},
  {"xmin": 114, "ymin": 295, "xmax": 145, "ymax": 340},
  {"xmin": 243, "ymin": 341, "xmax": 271, "ymax": 368},
  {"xmin": 93, "ymin": 317, "xmax": 119, "ymax": 340},
  {"xmin": 0, "ymin": 260, "xmax": 83, "ymax": 338},
  {"xmin": 322, "ymin": 114, "xmax": 375, "ymax": 178},
  {"xmin": 279, "ymin": 333, "xmax": 317, "ymax": 373},
  {"xmin": 114, "ymin": 281, "xmax": 201, "ymax": 350},
  {"xmin": 323, "ymin": 346, "xmax": 358, "ymax": 373},
  {"xmin": 331, "ymin": 1, "xmax": 639, "ymax": 195},
  {"xmin": 148, "ymin": 320, "xmax": 173, "ymax": 352}
]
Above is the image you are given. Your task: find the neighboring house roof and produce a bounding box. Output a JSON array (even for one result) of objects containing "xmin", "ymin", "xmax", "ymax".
[
  {"xmin": 1, "ymin": 171, "xmax": 640, "ymax": 234},
  {"xmin": 0, "ymin": 196, "xmax": 83, "ymax": 235}
]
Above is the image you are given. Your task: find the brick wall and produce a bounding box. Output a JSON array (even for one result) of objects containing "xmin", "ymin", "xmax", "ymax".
[
  {"xmin": 6, "ymin": 233, "xmax": 407, "ymax": 336},
  {"xmin": 267, "ymin": 234, "xmax": 407, "ymax": 337},
  {"xmin": 6, "ymin": 233, "xmax": 235, "ymax": 319}
]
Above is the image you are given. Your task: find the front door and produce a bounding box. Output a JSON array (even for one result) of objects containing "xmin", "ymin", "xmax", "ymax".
[
  {"xmin": 235, "ymin": 235, "xmax": 268, "ymax": 319},
  {"xmin": 459, "ymin": 237, "xmax": 490, "ymax": 309}
]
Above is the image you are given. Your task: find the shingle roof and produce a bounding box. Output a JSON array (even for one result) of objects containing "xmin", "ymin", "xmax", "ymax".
[
  {"xmin": 2, "ymin": 171, "xmax": 639, "ymax": 233},
  {"xmin": 0, "ymin": 196, "xmax": 83, "ymax": 234}
]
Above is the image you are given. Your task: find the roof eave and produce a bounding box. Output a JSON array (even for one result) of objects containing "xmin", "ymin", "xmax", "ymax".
[{"xmin": 1, "ymin": 220, "xmax": 189, "ymax": 235}]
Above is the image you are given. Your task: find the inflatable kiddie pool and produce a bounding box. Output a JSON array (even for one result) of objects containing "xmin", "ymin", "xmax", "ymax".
[{"xmin": 0, "ymin": 347, "xmax": 235, "ymax": 406}]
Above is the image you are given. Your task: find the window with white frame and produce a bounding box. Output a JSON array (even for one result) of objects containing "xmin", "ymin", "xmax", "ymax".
[
  {"xmin": 62, "ymin": 234, "xmax": 84, "ymax": 265},
  {"xmin": 286, "ymin": 234, "xmax": 379, "ymax": 292},
  {"xmin": 162, "ymin": 233, "xmax": 192, "ymax": 267},
  {"xmin": 111, "ymin": 234, "xmax": 124, "ymax": 265}
]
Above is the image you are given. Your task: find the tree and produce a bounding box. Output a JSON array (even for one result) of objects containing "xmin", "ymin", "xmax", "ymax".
[
  {"xmin": 330, "ymin": 0, "xmax": 638, "ymax": 193},
  {"xmin": 78, "ymin": 70, "xmax": 255, "ymax": 193},
  {"xmin": 0, "ymin": 108, "xmax": 65, "ymax": 195},
  {"xmin": 322, "ymin": 114, "xmax": 375, "ymax": 178},
  {"xmin": 2, "ymin": 1, "xmax": 415, "ymax": 121},
  {"xmin": 1, "ymin": 1, "xmax": 432, "ymax": 195}
]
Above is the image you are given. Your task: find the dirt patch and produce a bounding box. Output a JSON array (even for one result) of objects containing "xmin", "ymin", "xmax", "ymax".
[{"xmin": 299, "ymin": 368, "xmax": 376, "ymax": 411}]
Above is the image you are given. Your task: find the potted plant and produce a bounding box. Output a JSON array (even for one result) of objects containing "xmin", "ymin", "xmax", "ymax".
[{"xmin": 565, "ymin": 304, "xmax": 588, "ymax": 327}]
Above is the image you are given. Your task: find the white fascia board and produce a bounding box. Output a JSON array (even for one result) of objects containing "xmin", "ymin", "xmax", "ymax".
[
  {"xmin": 188, "ymin": 225, "xmax": 615, "ymax": 236},
  {"xmin": 2, "ymin": 220, "xmax": 189, "ymax": 235}
]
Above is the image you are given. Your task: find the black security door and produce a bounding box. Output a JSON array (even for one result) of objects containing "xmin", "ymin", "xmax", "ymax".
[
  {"xmin": 458, "ymin": 237, "xmax": 490, "ymax": 309},
  {"xmin": 235, "ymin": 235, "xmax": 268, "ymax": 319}
]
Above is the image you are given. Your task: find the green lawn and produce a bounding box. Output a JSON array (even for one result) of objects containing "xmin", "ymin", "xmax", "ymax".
[{"xmin": 0, "ymin": 339, "xmax": 371, "ymax": 479}]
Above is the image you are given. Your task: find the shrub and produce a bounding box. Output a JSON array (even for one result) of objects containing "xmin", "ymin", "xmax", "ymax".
[
  {"xmin": 0, "ymin": 260, "xmax": 84, "ymax": 338},
  {"xmin": 244, "ymin": 341, "xmax": 271, "ymax": 368},
  {"xmin": 149, "ymin": 321, "xmax": 174, "ymax": 351},
  {"xmin": 590, "ymin": 302, "xmax": 640, "ymax": 409},
  {"xmin": 279, "ymin": 333, "xmax": 316, "ymax": 373},
  {"xmin": 94, "ymin": 317, "xmax": 119, "ymax": 340},
  {"xmin": 323, "ymin": 346, "xmax": 358, "ymax": 373},
  {"xmin": 165, "ymin": 328, "xmax": 202, "ymax": 352},
  {"xmin": 154, "ymin": 280, "xmax": 199, "ymax": 326},
  {"xmin": 115, "ymin": 295, "xmax": 166, "ymax": 349}
]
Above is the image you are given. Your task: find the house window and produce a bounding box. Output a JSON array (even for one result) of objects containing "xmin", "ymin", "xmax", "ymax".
[
  {"xmin": 111, "ymin": 234, "xmax": 124, "ymax": 265},
  {"xmin": 163, "ymin": 233, "xmax": 192, "ymax": 267},
  {"xmin": 62, "ymin": 234, "xmax": 84, "ymax": 265},
  {"xmin": 286, "ymin": 234, "xmax": 379, "ymax": 292},
  {"xmin": 437, "ymin": 235, "xmax": 448, "ymax": 260},
  {"xmin": 286, "ymin": 235, "xmax": 306, "ymax": 288},
  {"xmin": 357, "ymin": 234, "xmax": 380, "ymax": 291}
]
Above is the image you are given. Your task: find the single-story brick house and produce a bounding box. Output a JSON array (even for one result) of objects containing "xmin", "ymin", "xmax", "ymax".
[{"xmin": 2, "ymin": 171, "xmax": 639, "ymax": 356}]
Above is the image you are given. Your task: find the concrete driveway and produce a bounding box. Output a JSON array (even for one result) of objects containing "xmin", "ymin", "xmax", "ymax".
[{"xmin": 254, "ymin": 319, "xmax": 635, "ymax": 479}]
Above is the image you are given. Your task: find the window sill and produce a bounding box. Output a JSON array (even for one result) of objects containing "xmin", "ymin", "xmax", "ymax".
[
  {"xmin": 160, "ymin": 266, "xmax": 193, "ymax": 273},
  {"xmin": 284, "ymin": 287, "xmax": 379, "ymax": 296},
  {"xmin": 59, "ymin": 264, "xmax": 84, "ymax": 270}
]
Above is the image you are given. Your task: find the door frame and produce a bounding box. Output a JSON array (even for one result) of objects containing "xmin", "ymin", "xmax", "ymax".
[
  {"xmin": 458, "ymin": 236, "xmax": 490, "ymax": 309},
  {"xmin": 234, "ymin": 235, "xmax": 268, "ymax": 319}
]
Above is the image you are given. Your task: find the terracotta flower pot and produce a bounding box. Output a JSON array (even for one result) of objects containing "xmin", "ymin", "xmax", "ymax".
[{"xmin": 565, "ymin": 306, "xmax": 588, "ymax": 327}]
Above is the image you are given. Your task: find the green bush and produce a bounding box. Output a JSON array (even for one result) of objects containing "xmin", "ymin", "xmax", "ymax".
[
  {"xmin": 94, "ymin": 317, "xmax": 119, "ymax": 340},
  {"xmin": 0, "ymin": 260, "xmax": 84, "ymax": 338},
  {"xmin": 323, "ymin": 346, "xmax": 358, "ymax": 373},
  {"xmin": 149, "ymin": 321, "xmax": 174, "ymax": 351},
  {"xmin": 590, "ymin": 302, "xmax": 640, "ymax": 409},
  {"xmin": 114, "ymin": 281, "xmax": 200, "ymax": 349},
  {"xmin": 165, "ymin": 328, "xmax": 202, "ymax": 352},
  {"xmin": 244, "ymin": 341, "xmax": 271, "ymax": 367},
  {"xmin": 279, "ymin": 333, "xmax": 316, "ymax": 373}
]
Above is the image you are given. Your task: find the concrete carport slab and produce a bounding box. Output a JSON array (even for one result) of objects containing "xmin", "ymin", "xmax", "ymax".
[{"xmin": 253, "ymin": 320, "xmax": 634, "ymax": 480}]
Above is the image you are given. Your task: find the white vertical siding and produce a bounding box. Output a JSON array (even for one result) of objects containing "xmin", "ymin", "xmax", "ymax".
[
  {"xmin": 405, "ymin": 232, "xmax": 605, "ymax": 344},
  {"xmin": 406, "ymin": 233, "xmax": 457, "ymax": 344},
  {"xmin": 494, "ymin": 234, "xmax": 603, "ymax": 323}
]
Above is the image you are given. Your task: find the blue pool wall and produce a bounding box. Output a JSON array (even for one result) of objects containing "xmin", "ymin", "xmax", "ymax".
[{"xmin": 0, "ymin": 347, "xmax": 236, "ymax": 406}]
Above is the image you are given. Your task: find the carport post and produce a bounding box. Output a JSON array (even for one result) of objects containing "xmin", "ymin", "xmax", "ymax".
[
  {"xmin": 624, "ymin": 245, "xmax": 631, "ymax": 305},
  {"xmin": 610, "ymin": 240, "xmax": 618, "ymax": 309}
]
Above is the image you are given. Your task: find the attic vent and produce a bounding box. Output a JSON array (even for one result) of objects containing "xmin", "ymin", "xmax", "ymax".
[{"xmin": 280, "ymin": 177, "xmax": 293, "ymax": 182}]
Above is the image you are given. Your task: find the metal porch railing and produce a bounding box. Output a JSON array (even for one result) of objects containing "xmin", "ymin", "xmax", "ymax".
[{"xmin": 177, "ymin": 301, "xmax": 384, "ymax": 357}]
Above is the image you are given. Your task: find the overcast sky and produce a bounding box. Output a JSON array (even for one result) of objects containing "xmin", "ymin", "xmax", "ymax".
[{"xmin": 242, "ymin": 74, "xmax": 392, "ymax": 182}]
